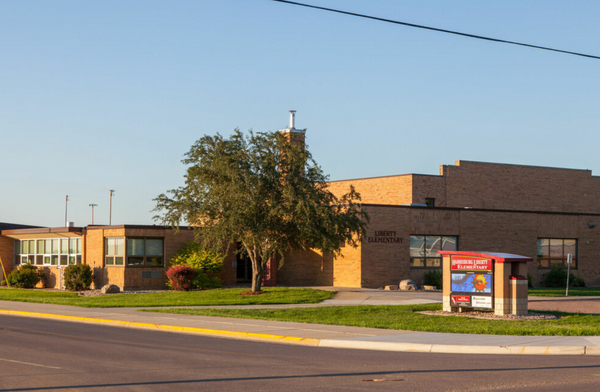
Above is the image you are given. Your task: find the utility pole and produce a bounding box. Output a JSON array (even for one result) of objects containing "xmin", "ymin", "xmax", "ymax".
[
  {"xmin": 109, "ymin": 190, "xmax": 115, "ymax": 225},
  {"xmin": 64, "ymin": 195, "xmax": 69, "ymax": 227},
  {"xmin": 89, "ymin": 204, "xmax": 98, "ymax": 225}
]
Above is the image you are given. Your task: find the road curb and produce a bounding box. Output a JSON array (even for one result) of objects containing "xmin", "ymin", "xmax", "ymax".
[
  {"xmin": 2, "ymin": 308, "xmax": 597, "ymax": 355},
  {"xmin": 318, "ymin": 339, "xmax": 594, "ymax": 355},
  {"xmin": 0, "ymin": 309, "xmax": 320, "ymax": 346}
]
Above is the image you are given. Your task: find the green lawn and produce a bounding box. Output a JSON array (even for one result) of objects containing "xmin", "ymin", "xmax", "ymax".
[
  {"xmin": 146, "ymin": 304, "xmax": 600, "ymax": 336},
  {"xmin": 0, "ymin": 287, "xmax": 335, "ymax": 308},
  {"xmin": 529, "ymin": 287, "xmax": 600, "ymax": 297}
]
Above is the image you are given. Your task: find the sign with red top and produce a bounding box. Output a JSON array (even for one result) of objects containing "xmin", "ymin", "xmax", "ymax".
[
  {"xmin": 451, "ymin": 256, "xmax": 492, "ymax": 271},
  {"xmin": 451, "ymin": 295, "xmax": 471, "ymax": 306}
]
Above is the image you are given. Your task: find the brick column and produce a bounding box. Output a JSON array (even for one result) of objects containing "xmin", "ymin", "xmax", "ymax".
[
  {"xmin": 509, "ymin": 275, "xmax": 529, "ymax": 315},
  {"xmin": 261, "ymin": 257, "xmax": 277, "ymax": 287}
]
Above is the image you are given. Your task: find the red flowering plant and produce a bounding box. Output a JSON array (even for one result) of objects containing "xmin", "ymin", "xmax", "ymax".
[{"xmin": 166, "ymin": 265, "xmax": 195, "ymax": 291}]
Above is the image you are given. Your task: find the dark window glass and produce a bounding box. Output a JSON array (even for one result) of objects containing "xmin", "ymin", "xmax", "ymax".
[
  {"xmin": 537, "ymin": 238, "xmax": 577, "ymax": 269},
  {"xmin": 410, "ymin": 235, "xmax": 457, "ymax": 269}
]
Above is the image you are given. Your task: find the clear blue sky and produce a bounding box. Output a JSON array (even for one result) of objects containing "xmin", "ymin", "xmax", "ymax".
[{"xmin": 2, "ymin": 0, "xmax": 599, "ymax": 227}]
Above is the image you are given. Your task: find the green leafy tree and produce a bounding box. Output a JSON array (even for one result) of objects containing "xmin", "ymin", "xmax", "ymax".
[{"xmin": 154, "ymin": 129, "xmax": 367, "ymax": 292}]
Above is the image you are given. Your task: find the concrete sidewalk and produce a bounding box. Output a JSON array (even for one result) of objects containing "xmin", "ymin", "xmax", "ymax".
[{"xmin": 1, "ymin": 290, "xmax": 599, "ymax": 356}]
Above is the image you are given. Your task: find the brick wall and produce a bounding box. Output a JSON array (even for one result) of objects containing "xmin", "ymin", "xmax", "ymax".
[
  {"xmin": 327, "ymin": 175, "xmax": 413, "ymax": 205},
  {"xmin": 285, "ymin": 204, "xmax": 600, "ymax": 289},
  {"xmin": 278, "ymin": 248, "xmax": 334, "ymax": 286},
  {"xmin": 440, "ymin": 161, "xmax": 600, "ymax": 213},
  {"xmin": 329, "ymin": 161, "xmax": 600, "ymax": 214}
]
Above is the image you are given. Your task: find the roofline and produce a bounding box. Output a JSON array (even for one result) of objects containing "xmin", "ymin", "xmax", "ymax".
[
  {"xmin": 452, "ymin": 160, "xmax": 594, "ymax": 174},
  {"xmin": 358, "ymin": 203, "xmax": 600, "ymax": 217},
  {"xmin": 328, "ymin": 173, "xmax": 441, "ymax": 183},
  {"xmin": 1, "ymin": 226, "xmax": 84, "ymax": 235},
  {"xmin": 85, "ymin": 224, "xmax": 193, "ymax": 230}
]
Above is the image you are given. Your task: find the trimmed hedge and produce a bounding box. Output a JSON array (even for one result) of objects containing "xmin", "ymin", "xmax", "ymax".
[
  {"xmin": 63, "ymin": 264, "xmax": 93, "ymax": 291},
  {"xmin": 7, "ymin": 264, "xmax": 45, "ymax": 288}
]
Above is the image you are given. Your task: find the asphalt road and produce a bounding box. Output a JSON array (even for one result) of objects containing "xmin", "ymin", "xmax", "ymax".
[{"xmin": 1, "ymin": 315, "xmax": 600, "ymax": 392}]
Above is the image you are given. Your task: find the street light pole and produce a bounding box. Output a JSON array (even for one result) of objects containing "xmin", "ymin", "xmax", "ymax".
[
  {"xmin": 109, "ymin": 190, "xmax": 115, "ymax": 225},
  {"xmin": 89, "ymin": 204, "xmax": 98, "ymax": 225},
  {"xmin": 64, "ymin": 195, "xmax": 69, "ymax": 227}
]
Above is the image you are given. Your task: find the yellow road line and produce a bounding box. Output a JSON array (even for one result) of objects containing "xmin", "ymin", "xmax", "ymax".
[{"xmin": 0, "ymin": 309, "xmax": 320, "ymax": 346}]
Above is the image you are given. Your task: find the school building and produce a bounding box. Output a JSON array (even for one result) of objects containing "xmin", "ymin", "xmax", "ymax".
[
  {"xmin": 2, "ymin": 113, "xmax": 599, "ymax": 289},
  {"xmin": 277, "ymin": 160, "xmax": 600, "ymax": 288}
]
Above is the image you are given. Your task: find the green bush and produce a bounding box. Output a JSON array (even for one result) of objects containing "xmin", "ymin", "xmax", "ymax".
[
  {"xmin": 542, "ymin": 264, "xmax": 585, "ymax": 288},
  {"xmin": 63, "ymin": 264, "xmax": 93, "ymax": 291},
  {"xmin": 423, "ymin": 269, "xmax": 443, "ymax": 289},
  {"xmin": 0, "ymin": 279, "xmax": 6, "ymax": 286},
  {"xmin": 169, "ymin": 242, "xmax": 223, "ymax": 289},
  {"xmin": 7, "ymin": 264, "xmax": 45, "ymax": 288},
  {"xmin": 527, "ymin": 273, "xmax": 533, "ymax": 288}
]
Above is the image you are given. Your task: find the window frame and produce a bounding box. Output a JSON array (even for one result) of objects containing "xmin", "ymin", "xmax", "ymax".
[
  {"xmin": 125, "ymin": 237, "xmax": 165, "ymax": 267},
  {"xmin": 537, "ymin": 238, "xmax": 577, "ymax": 270},
  {"xmin": 13, "ymin": 237, "xmax": 82, "ymax": 267},
  {"xmin": 105, "ymin": 237, "xmax": 125, "ymax": 267},
  {"xmin": 410, "ymin": 235, "xmax": 458, "ymax": 269}
]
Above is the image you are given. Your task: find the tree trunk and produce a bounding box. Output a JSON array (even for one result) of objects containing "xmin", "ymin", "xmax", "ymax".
[{"xmin": 251, "ymin": 260, "xmax": 263, "ymax": 292}]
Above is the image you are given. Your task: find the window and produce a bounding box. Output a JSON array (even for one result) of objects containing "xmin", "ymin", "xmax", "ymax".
[
  {"xmin": 105, "ymin": 237, "xmax": 125, "ymax": 266},
  {"xmin": 410, "ymin": 235, "xmax": 458, "ymax": 268},
  {"xmin": 537, "ymin": 238, "xmax": 577, "ymax": 269},
  {"xmin": 126, "ymin": 238, "xmax": 164, "ymax": 266},
  {"xmin": 14, "ymin": 237, "xmax": 82, "ymax": 266},
  {"xmin": 425, "ymin": 198, "xmax": 435, "ymax": 207}
]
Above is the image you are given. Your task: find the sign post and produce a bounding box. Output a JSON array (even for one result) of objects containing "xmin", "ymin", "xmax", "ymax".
[{"xmin": 566, "ymin": 253, "xmax": 572, "ymax": 297}]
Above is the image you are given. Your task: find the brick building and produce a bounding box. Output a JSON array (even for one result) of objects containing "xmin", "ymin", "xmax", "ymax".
[
  {"xmin": 2, "ymin": 110, "xmax": 599, "ymax": 289},
  {"xmin": 2, "ymin": 160, "xmax": 598, "ymax": 290},
  {"xmin": 0, "ymin": 224, "xmax": 238, "ymax": 290},
  {"xmin": 278, "ymin": 160, "xmax": 600, "ymax": 288}
]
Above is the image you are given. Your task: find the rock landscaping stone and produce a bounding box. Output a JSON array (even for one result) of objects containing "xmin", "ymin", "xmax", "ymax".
[
  {"xmin": 101, "ymin": 284, "xmax": 121, "ymax": 294},
  {"xmin": 399, "ymin": 279, "xmax": 418, "ymax": 291}
]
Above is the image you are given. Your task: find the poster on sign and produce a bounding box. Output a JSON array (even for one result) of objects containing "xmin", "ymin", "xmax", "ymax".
[
  {"xmin": 450, "ymin": 295, "xmax": 471, "ymax": 307},
  {"xmin": 472, "ymin": 295, "xmax": 493, "ymax": 309}
]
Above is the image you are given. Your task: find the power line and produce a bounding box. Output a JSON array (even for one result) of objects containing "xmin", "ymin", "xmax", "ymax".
[{"xmin": 272, "ymin": 0, "xmax": 600, "ymax": 60}]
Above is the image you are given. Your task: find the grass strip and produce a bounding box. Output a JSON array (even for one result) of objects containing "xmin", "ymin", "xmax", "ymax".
[
  {"xmin": 145, "ymin": 304, "xmax": 600, "ymax": 336},
  {"xmin": 0, "ymin": 287, "xmax": 335, "ymax": 308},
  {"xmin": 529, "ymin": 287, "xmax": 600, "ymax": 297}
]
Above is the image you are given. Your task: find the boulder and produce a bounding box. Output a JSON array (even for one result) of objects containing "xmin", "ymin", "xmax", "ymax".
[
  {"xmin": 101, "ymin": 284, "xmax": 121, "ymax": 294},
  {"xmin": 384, "ymin": 285, "xmax": 399, "ymax": 291},
  {"xmin": 399, "ymin": 279, "xmax": 418, "ymax": 291}
]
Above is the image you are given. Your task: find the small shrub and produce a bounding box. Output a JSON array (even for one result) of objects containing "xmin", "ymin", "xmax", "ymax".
[
  {"xmin": 166, "ymin": 265, "xmax": 195, "ymax": 291},
  {"xmin": 527, "ymin": 274, "xmax": 533, "ymax": 288},
  {"xmin": 423, "ymin": 269, "xmax": 443, "ymax": 289},
  {"xmin": 0, "ymin": 279, "xmax": 6, "ymax": 286},
  {"xmin": 170, "ymin": 242, "xmax": 223, "ymax": 289},
  {"xmin": 63, "ymin": 264, "xmax": 93, "ymax": 291},
  {"xmin": 542, "ymin": 265, "xmax": 585, "ymax": 288},
  {"xmin": 570, "ymin": 275, "xmax": 586, "ymax": 287},
  {"xmin": 7, "ymin": 264, "xmax": 45, "ymax": 288}
]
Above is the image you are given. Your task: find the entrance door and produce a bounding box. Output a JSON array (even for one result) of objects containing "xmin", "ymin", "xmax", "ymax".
[{"xmin": 236, "ymin": 252, "xmax": 253, "ymax": 283}]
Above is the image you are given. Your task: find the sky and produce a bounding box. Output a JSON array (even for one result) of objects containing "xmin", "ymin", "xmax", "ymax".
[{"xmin": 1, "ymin": 0, "xmax": 600, "ymax": 227}]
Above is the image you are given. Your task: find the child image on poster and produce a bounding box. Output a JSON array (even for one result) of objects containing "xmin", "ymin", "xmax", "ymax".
[{"xmin": 451, "ymin": 273, "xmax": 492, "ymax": 293}]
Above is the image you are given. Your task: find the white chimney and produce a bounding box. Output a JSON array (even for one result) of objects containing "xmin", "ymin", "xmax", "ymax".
[{"xmin": 279, "ymin": 110, "xmax": 305, "ymax": 134}]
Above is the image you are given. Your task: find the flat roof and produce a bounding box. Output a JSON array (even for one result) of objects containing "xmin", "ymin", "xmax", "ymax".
[{"xmin": 1, "ymin": 226, "xmax": 84, "ymax": 239}]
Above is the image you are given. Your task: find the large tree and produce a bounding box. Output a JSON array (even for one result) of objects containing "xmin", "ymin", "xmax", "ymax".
[{"xmin": 153, "ymin": 129, "xmax": 367, "ymax": 292}]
